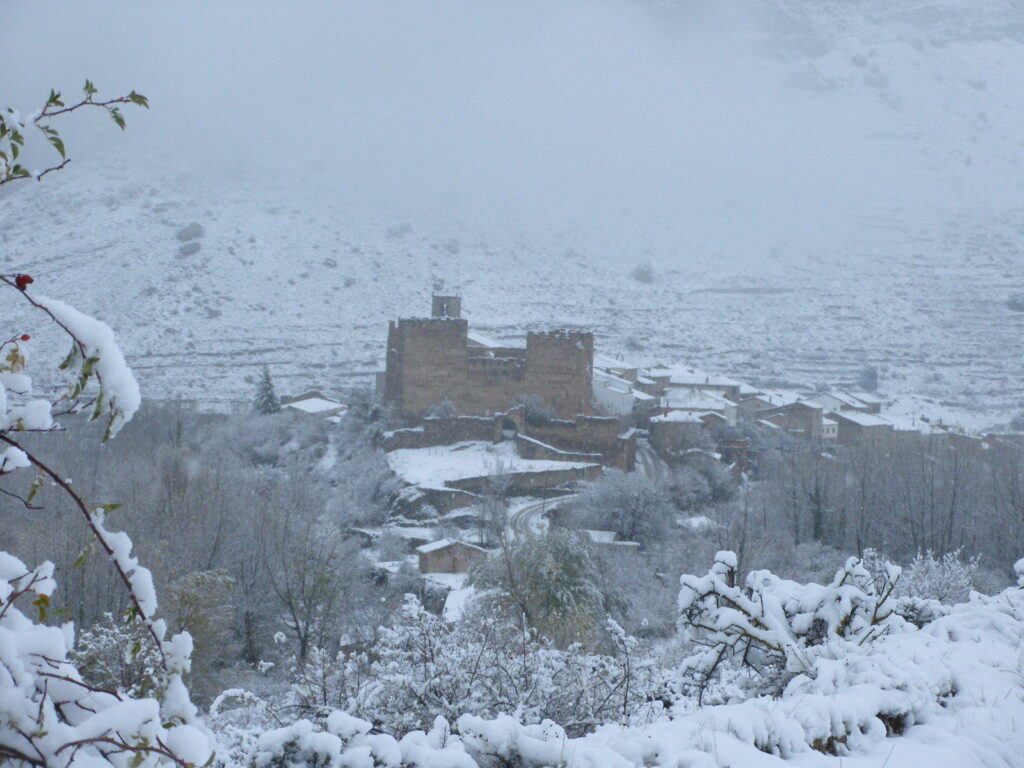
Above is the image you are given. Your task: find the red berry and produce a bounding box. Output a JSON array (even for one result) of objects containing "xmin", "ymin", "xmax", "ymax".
[
  {"xmin": 15, "ymin": 274, "xmax": 33, "ymax": 290},
  {"xmin": 20, "ymin": 334, "xmax": 30, "ymax": 341}
]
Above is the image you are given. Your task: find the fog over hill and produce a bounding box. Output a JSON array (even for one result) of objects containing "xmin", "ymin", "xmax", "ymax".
[{"xmin": 3, "ymin": 0, "xmax": 1022, "ymax": 422}]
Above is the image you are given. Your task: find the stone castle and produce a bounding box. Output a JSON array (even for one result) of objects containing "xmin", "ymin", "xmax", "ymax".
[{"xmin": 383, "ymin": 295, "xmax": 594, "ymax": 422}]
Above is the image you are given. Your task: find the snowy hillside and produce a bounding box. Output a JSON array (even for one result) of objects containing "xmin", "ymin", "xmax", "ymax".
[{"xmin": 2, "ymin": 0, "xmax": 1022, "ymax": 421}]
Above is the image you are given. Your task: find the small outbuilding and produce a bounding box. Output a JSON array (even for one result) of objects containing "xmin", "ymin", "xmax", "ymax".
[{"xmin": 416, "ymin": 539, "xmax": 488, "ymax": 574}]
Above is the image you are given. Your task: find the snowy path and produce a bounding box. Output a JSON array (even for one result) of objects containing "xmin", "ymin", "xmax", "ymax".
[{"xmin": 507, "ymin": 439, "xmax": 666, "ymax": 537}]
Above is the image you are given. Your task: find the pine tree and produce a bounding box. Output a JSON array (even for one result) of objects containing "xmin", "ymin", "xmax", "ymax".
[{"xmin": 253, "ymin": 364, "xmax": 281, "ymax": 414}]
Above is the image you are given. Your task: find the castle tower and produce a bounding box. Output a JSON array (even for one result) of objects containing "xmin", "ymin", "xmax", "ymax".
[
  {"xmin": 525, "ymin": 331, "xmax": 594, "ymax": 418},
  {"xmin": 431, "ymin": 294, "xmax": 462, "ymax": 319},
  {"xmin": 384, "ymin": 316, "xmax": 469, "ymax": 420}
]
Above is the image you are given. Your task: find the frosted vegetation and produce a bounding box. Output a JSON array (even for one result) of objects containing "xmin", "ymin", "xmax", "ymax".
[
  {"xmin": 3, "ymin": 288, "xmax": 1024, "ymax": 765},
  {"xmin": 4, "ymin": 1, "xmax": 1024, "ymax": 764}
]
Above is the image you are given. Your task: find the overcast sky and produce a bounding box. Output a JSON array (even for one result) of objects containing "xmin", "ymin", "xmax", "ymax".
[{"xmin": 4, "ymin": 0, "xmax": 1021, "ymax": 250}]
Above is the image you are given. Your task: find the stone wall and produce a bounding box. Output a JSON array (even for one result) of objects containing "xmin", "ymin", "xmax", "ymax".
[
  {"xmin": 525, "ymin": 414, "xmax": 635, "ymax": 470},
  {"xmin": 446, "ymin": 463, "xmax": 602, "ymax": 494},
  {"xmin": 514, "ymin": 434, "xmax": 603, "ymax": 463}
]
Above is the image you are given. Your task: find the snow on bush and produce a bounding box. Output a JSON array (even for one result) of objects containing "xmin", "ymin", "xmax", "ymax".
[
  {"xmin": 0, "ymin": 553, "xmax": 213, "ymax": 768},
  {"xmin": 1, "ymin": 277, "xmax": 213, "ymax": 767},
  {"xmin": 676, "ymin": 550, "xmax": 903, "ymax": 702},
  {"xmin": 281, "ymin": 595, "xmax": 661, "ymax": 737}
]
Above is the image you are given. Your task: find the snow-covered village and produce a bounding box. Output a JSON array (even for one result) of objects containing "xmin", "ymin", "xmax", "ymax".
[{"xmin": 3, "ymin": 2, "xmax": 1024, "ymax": 768}]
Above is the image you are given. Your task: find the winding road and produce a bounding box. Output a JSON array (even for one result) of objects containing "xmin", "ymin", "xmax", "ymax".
[{"xmin": 507, "ymin": 437, "xmax": 668, "ymax": 537}]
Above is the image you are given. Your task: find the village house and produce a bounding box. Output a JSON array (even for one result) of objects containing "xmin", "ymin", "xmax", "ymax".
[
  {"xmin": 646, "ymin": 365, "xmax": 749, "ymax": 403},
  {"xmin": 649, "ymin": 410, "xmax": 720, "ymax": 455},
  {"xmin": 809, "ymin": 391, "xmax": 884, "ymax": 415},
  {"xmin": 657, "ymin": 389, "xmax": 738, "ymax": 426},
  {"xmin": 281, "ymin": 390, "xmax": 348, "ymax": 418},
  {"xmin": 592, "ymin": 369, "xmax": 636, "ymax": 416},
  {"xmin": 759, "ymin": 400, "xmax": 825, "ymax": 441},
  {"xmin": 829, "ymin": 410, "xmax": 895, "ymax": 444},
  {"xmin": 417, "ymin": 538, "xmax": 488, "ymax": 574}
]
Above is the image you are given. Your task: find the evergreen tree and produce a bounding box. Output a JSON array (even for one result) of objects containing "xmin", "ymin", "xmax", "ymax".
[{"xmin": 253, "ymin": 365, "xmax": 281, "ymax": 414}]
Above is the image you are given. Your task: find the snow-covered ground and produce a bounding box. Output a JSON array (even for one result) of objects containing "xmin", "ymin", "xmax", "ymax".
[
  {"xmin": 1, "ymin": 0, "xmax": 1021, "ymax": 428},
  {"xmin": 387, "ymin": 441, "xmax": 597, "ymax": 489}
]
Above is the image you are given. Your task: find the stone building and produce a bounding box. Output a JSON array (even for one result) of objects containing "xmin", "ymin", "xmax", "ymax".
[
  {"xmin": 383, "ymin": 296, "xmax": 594, "ymax": 423},
  {"xmin": 417, "ymin": 539, "xmax": 488, "ymax": 574},
  {"xmin": 759, "ymin": 400, "xmax": 825, "ymax": 441}
]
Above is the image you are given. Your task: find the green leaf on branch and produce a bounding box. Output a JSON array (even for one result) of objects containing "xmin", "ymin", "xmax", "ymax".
[
  {"xmin": 47, "ymin": 133, "xmax": 66, "ymax": 159},
  {"xmin": 26, "ymin": 475, "xmax": 44, "ymax": 503},
  {"xmin": 47, "ymin": 89, "xmax": 64, "ymax": 108},
  {"xmin": 59, "ymin": 344, "xmax": 81, "ymax": 371},
  {"xmin": 33, "ymin": 593, "xmax": 49, "ymax": 622},
  {"xmin": 127, "ymin": 91, "xmax": 149, "ymax": 109},
  {"xmin": 83, "ymin": 79, "xmax": 97, "ymax": 97},
  {"xmin": 109, "ymin": 106, "xmax": 126, "ymax": 130}
]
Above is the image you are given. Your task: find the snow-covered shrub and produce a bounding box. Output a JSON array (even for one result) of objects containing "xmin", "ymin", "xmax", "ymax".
[
  {"xmin": 251, "ymin": 711, "xmax": 402, "ymax": 768},
  {"xmin": 677, "ymin": 551, "xmax": 902, "ymax": 701},
  {"xmin": 512, "ymin": 394, "xmax": 557, "ymax": 425},
  {"xmin": 900, "ymin": 548, "xmax": 979, "ymax": 603},
  {"xmin": 277, "ymin": 595, "xmax": 661, "ymax": 737},
  {"xmin": 71, "ymin": 611, "xmax": 166, "ymax": 699},
  {"xmin": 859, "ymin": 548, "xmax": 978, "ymax": 626},
  {"xmin": 1, "ymin": 232, "xmax": 212, "ymax": 766},
  {"xmin": 470, "ymin": 529, "xmax": 610, "ymax": 648},
  {"xmin": 1, "ymin": 552, "xmax": 213, "ymax": 768},
  {"xmin": 565, "ymin": 468, "xmax": 675, "ymax": 543}
]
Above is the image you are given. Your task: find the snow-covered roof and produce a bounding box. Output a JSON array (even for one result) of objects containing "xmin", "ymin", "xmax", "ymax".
[
  {"xmin": 632, "ymin": 390, "xmax": 655, "ymax": 401},
  {"xmin": 651, "ymin": 410, "xmax": 709, "ymax": 424},
  {"xmin": 810, "ymin": 391, "xmax": 873, "ymax": 410},
  {"xmin": 647, "ymin": 365, "xmax": 744, "ymax": 389},
  {"xmin": 849, "ymin": 390, "xmax": 885, "ymax": 405},
  {"xmin": 593, "ymin": 370, "xmax": 633, "ymax": 393},
  {"xmin": 754, "ymin": 390, "xmax": 805, "ymax": 408},
  {"xmin": 584, "ymin": 529, "xmax": 618, "ymax": 544},
  {"xmin": 594, "ymin": 353, "xmax": 636, "ymax": 370},
  {"xmin": 660, "ymin": 390, "xmax": 734, "ymax": 411},
  {"xmin": 284, "ymin": 396, "xmax": 347, "ymax": 414},
  {"xmin": 830, "ymin": 410, "xmax": 893, "ymax": 427},
  {"xmin": 416, "ymin": 538, "xmax": 486, "ymax": 554}
]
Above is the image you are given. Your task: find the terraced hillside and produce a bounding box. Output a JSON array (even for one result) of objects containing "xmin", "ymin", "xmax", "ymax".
[{"xmin": 2, "ymin": 0, "xmax": 1021, "ymax": 426}]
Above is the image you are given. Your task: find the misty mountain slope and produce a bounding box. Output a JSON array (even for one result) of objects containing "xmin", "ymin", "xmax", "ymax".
[{"xmin": 2, "ymin": 0, "xmax": 1022, "ymax": 422}]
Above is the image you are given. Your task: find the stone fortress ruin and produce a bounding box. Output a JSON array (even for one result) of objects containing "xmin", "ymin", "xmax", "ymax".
[
  {"xmin": 380, "ymin": 295, "xmax": 636, "ymax": 477},
  {"xmin": 383, "ymin": 294, "xmax": 594, "ymax": 422}
]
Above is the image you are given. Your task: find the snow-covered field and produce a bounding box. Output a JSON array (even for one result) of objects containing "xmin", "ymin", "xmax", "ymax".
[
  {"xmin": 2, "ymin": 0, "xmax": 1021, "ymax": 427},
  {"xmin": 387, "ymin": 441, "xmax": 597, "ymax": 488},
  {"xmin": 2, "ymin": 0, "xmax": 1024, "ymax": 428}
]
